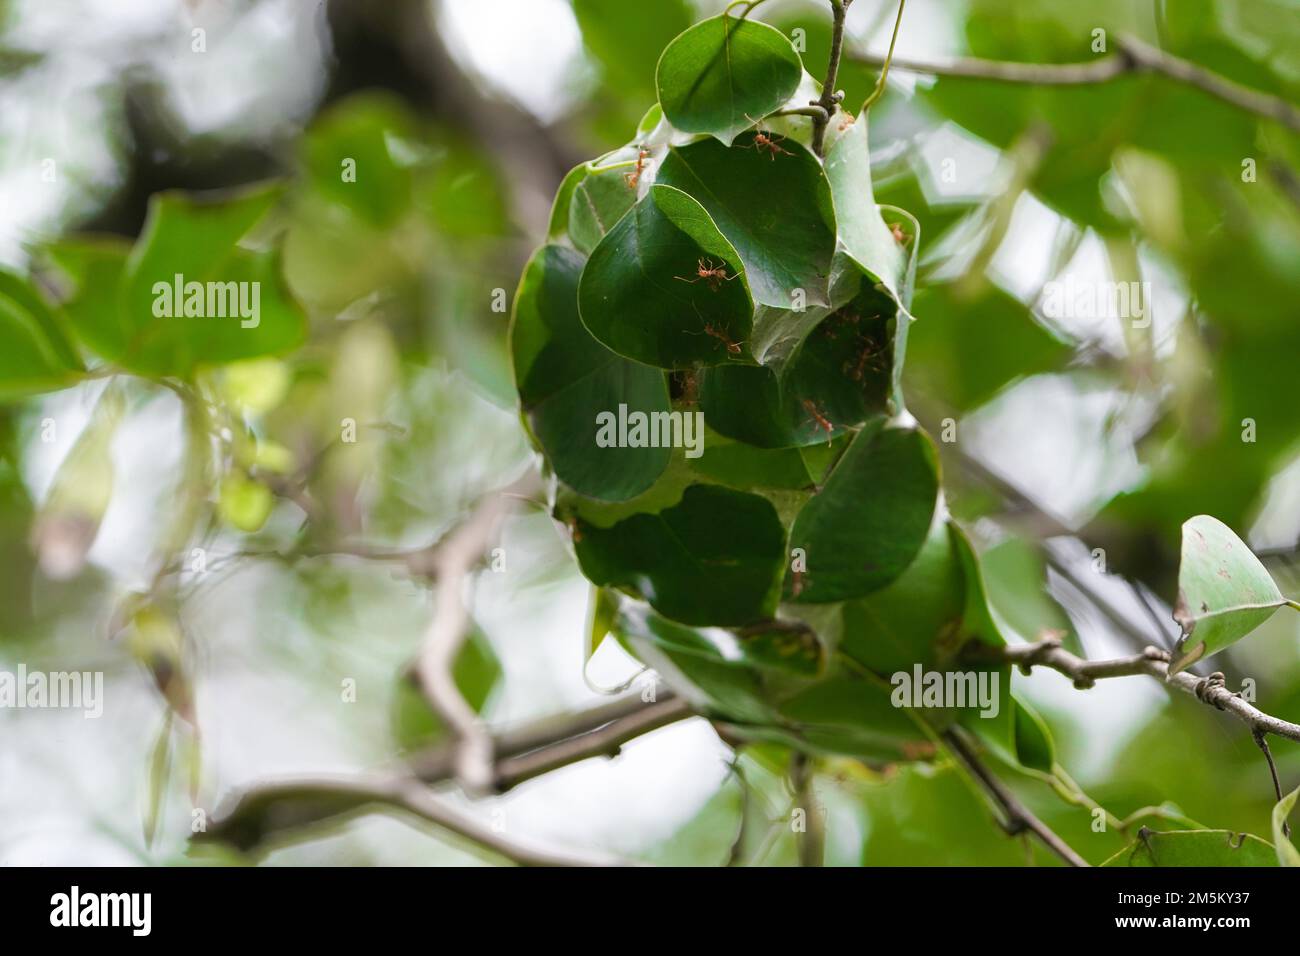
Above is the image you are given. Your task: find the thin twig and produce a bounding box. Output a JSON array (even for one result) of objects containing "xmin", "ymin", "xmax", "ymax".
[
  {"xmin": 848, "ymin": 35, "xmax": 1300, "ymax": 133},
  {"xmin": 988, "ymin": 638, "xmax": 1300, "ymax": 744},
  {"xmin": 810, "ymin": 0, "xmax": 850, "ymax": 157},
  {"xmin": 859, "ymin": 0, "xmax": 908, "ymax": 113},
  {"xmin": 1252, "ymin": 728, "xmax": 1290, "ymax": 837},
  {"xmin": 940, "ymin": 728, "xmax": 1089, "ymax": 867}
]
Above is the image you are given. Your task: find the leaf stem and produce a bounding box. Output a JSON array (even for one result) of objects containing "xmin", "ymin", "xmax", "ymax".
[
  {"xmin": 860, "ymin": 0, "xmax": 907, "ymax": 113},
  {"xmin": 724, "ymin": 0, "xmax": 772, "ymax": 20}
]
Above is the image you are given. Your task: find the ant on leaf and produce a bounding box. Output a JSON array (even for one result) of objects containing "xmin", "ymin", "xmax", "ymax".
[
  {"xmin": 702, "ymin": 323, "xmax": 743, "ymax": 356},
  {"xmin": 888, "ymin": 221, "xmax": 912, "ymax": 246},
  {"xmin": 845, "ymin": 330, "xmax": 888, "ymax": 382},
  {"xmin": 624, "ymin": 147, "xmax": 651, "ymax": 190},
  {"xmin": 675, "ymin": 257, "xmax": 739, "ymax": 292},
  {"xmin": 742, "ymin": 114, "xmax": 793, "ymax": 160},
  {"xmin": 802, "ymin": 398, "xmax": 835, "ymax": 446}
]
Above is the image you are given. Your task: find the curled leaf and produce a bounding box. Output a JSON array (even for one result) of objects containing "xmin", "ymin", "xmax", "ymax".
[{"xmin": 1169, "ymin": 515, "xmax": 1293, "ymax": 674}]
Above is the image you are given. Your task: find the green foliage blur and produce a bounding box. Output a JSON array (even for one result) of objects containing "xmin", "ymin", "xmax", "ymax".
[{"xmin": 1, "ymin": 0, "xmax": 1299, "ymax": 867}]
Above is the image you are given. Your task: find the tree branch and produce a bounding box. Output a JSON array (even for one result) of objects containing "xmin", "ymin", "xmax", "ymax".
[
  {"xmin": 987, "ymin": 637, "xmax": 1300, "ymax": 744},
  {"xmin": 201, "ymin": 773, "xmax": 635, "ymax": 867},
  {"xmin": 940, "ymin": 728, "xmax": 1089, "ymax": 867},
  {"xmin": 490, "ymin": 695, "xmax": 694, "ymax": 790},
  {"xmin": 413, "ymin": 475, "xmax": 539, "ymax": 793},
  {"xmin": 810, "ymin": 0, "xmax": 850, "ymax": 157},
  {"xmin": 791, "ymin": 752, "xmax": 825, "ymax": 866},
  {"xmin": 200, "ymin": 693, "xmax": 696, "ymax": 861},
  {"xmin": 848, "ymin": 35, "xmax": 1300, "ymax": 133},
  {"xmin": 415, "ymin": 496, "xmax": 511, "ymax": 792}
]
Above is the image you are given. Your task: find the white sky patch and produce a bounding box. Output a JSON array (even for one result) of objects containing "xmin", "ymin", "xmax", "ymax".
[
  {"xmin": 845, "ymin": 0, "xmax": 962, "ymax": 99},
  {"xmin": 1249, "ymin": 446, "xmax": 1300, "ymax": 551},
  {"xmin": 987, "ymin": 192, "xmax": 1068, "ymax": 303},
  {"xmin": 438, "ymin": 0, "xmax": 589, "ymax": 123},
  {"xmin": 916, "ymin": 122, "xmax": 1009, "ymax": 204},
  {"xmin": 963, "ymin": 373, "xmax": 1152, "ymax": 527},
  {"xmin": 23, "ymin": 384, "xmax": 187, "ymax": 590},
  {"xmin": 155, "ymin": 0, "xmax": 328, "ymax": 137}
]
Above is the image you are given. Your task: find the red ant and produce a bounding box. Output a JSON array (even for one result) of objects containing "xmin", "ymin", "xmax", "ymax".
[
  {"xmin": 746, "ymin": 129, "xmax": 792, "ymax": 160},
  {"xmin": 674, "ymin": 369, "xmax": 700, "ymax": 406},
  {"xmin": 889, "ymin": 222, "xmax": 912, "ymax": 246},
  {"xmin": 624, "ymin": 147, "xmax": 651, "ymax": 190},
  {"xmin": 742, "ymin": 114, "xmax": 793, "ymax": 160},
  {"xmin": 845, "ymin": 336, "xmax": 887, "ymax": 381},
  {"xmin": 802, "ymin": 399, "xmax": 835, "ymax": 445},
  {"xmin": 702, "ymin": 323, "xmax": 743, "ymax": 356},
  {"xmin": 675, "ymin": 257, "xmax": 739, "ymax": 292}
]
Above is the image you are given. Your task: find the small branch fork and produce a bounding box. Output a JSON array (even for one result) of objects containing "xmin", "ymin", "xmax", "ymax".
[
  {"xmin": 810, "ymin": 0, "xmax": 851, "ymax": 156},
  {"xmin": 848, "ymin": 34, "xmax": 1300, "ymax": 133},
  {"xmin": 811, "ymin": 0, "xmax": 909, "ymax": 156}
]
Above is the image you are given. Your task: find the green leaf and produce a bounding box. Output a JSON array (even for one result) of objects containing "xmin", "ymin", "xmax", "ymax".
[
  {"xmin": 775, "ymin": 675, "xmax": 932, "ymax": 761},
  {"xmin": 839, "ymin": 512, "xmax": 965, "ymax": 674},
  {"xmin": 612, "ymin": 601, "xmax": 777, "ymax": 724},
  {"xmin": 575, "ymin": 483, "xmax": 787, "ymax": 626},
  {"xmin": 657, "ymin": 135, "xmax": 837, "ymax": 309},
  {"xmin": 1169, "ymin": 515, "xmax": 1293, "ymax": 674},
  {"xmin": 143, "ymin": 712, "xmax": 174, "ymax": 850},
  {"xmin": 585, "ymin": 585, "xmax": 621, "ymax": 661},
  {"xmin": 30, "ymin": 380, "xmax": 126, "ymax": 580},
  {"xmin": 511, "ymin": 244, "xmax": 671, "ymax": 501},
  {"xmin": 700, "ymin": 276, "xmax": 903, "ymax": 449},
  {"xmin": 391, "ymin": 627, "xmax": 501, "ymax": 752},
  {"xmin": 548, "ymin": 163, "xmax": 590, "ymax": 241},
  {"xmin": 1274, "ymin": 785, "xmax": 1300, "ymax": 867},
  {"xmin": 1102, "ymin": 829, "xmax": 1278, "ymax": 867},
  {"xmin": 52, "ymin": 186, "xmax": 306, "ymax": 377},
  {"xmin": 578, "ymin": 184, "xmax": 753, "ymax": 368},
  {"xmin": 904, "ymin": 282, "xmax": 1072, "ymax": 414},
  {"xmin": 0, "ymin": 269, "xmax": 84, "ymax": 399},
  {"xmin": 949, "ymin": 523, "xmax": 1011, "ymax": 650},
  {"xmin": 786, "ymin": 420, "xmax": 939, "ymax": 603},
  {"xmin": 823, "ymin": 118, "xmax": 908, "ymax": 300},
  {"xmin": 218, "ymin": 472, "xmax": 273, "ymax": 533},
  {"xmin": 568, "ymin": 155, "xmax": 640, "ymax": 255},
  {"xmin": 299, "ymin": 92, "xmax": 423, "ymax": 228},
  {"xmin": 655, "ymin": 14, "xmax": 803, "ymax": 146},
  {"xmin": 687, "ymin": 428, "xmax": 814, "ymax": 491},
  {"xmin": 1011, "ymin": 696, "xmax": 1056, "ymax": 773}
]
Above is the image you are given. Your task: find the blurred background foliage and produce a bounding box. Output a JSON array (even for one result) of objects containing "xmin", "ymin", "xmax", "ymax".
[{"xmin": 1, "ymin": 0, "xmax": 1299, "ymax": 866}]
